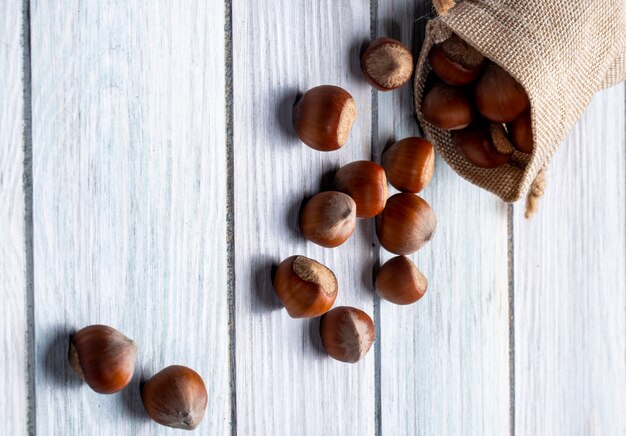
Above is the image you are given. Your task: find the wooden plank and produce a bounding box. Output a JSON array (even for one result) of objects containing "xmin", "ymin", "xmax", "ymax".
[
  {"xmin": 30, "ymin": 1, "xmax": 229, "ymax": 434},
  {"xmin": 232, "ymin": 1, "xmax": 376, "ymax": 434},
  {"xmin": 0, "ymin": 1, "xmax": 29, "ymax": 435},
  {"xmin": 377, "ymin": 2, "xmax": 511, "ymax": 435},
  {"xmin": 514, "ymin": 84, "xmax": 626, "ymax": 435}
]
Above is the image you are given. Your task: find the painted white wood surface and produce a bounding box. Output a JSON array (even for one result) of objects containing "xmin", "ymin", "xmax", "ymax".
[
  {"xmin": 0, "ymin": 1, "xmax": 29, "ymax": 435},
  {"xmin": 30, "ymin": 1, "xmax": 229, "ymax": 434},
  {"xmin": 1, "ymin": 1, "xmax": 624, "ymax": 435},
  {"xmin": 232, "ymin": 1, "xmax": 377, "ymax": 434},
  {"xmin": 376, "ymin": 2, "xmax": 511, "ymax": 435},
  {"xmin": 514, "ymin": 84, "xmax": 626, "ymax": 436}
]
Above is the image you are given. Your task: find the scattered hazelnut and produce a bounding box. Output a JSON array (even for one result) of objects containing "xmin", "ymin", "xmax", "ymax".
[
  {"xmin": 334, "ymin": 161, "xmax": 388, "ymax": 218},
  {"xmin": 454, "ymin": 122, "xmax": 513, "ymax": 168},
  {"xmin": 474, "ymin": 63, "xmax": 529, "ymax": 123},
  {"xmin": 360, "ymin": 37, "xmax": 414, "ymax": 91},
  {"xmin": 68, "ymin": 324, "xmax": 137, "ymax": 394},
  {"xmin": 427, "ymin": 33, "xmax": 484, "ymax": 85},
  {"xmin": 421, "ymin": 80, "xmax": 474, "ymax": 130},
  {"xmin": 293, "ymin": 85, "xmax": 356, "ymax": 151},
  {"xmin": 375, "ymin": 256, "xmax": 427, "ymax": 305},
  {"xmin": 376, "ymin": 193, "xmax": 437, "ymax": 255},
  {"xmin": 507, "ymin": 110, "xmax": 534, "ymax": 153},
  {"xmin": 273, "ymin": 255, "xmax": 338, "ymax": 318},
  {"xmin": 319, "ymin": 306, "xmax": 375, "ymax": 363},
  {"xmin": 299, "ymin": 191, "xmax": 356, "ymax": 248},
  {"xmin": 382, "ymin": 137, "xmax": 435, "ymax": 193},
  {"xmin": 141, "ymin": 365, "xmax": 208, "ymax": 430}
]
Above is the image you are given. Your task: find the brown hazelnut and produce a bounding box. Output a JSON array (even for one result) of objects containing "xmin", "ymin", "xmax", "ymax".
[
  {"xmin": 427, "ymin": 33, "xmax": 484, "ymax": 85},
  {"xmin": 474, "ymin": 63, "xmax": 530, "ymax": 123},
  {"xmin": 299, "ymin": 191, "xmax": 356, "ymax": 248},
  {"xmin": 360, "ymin": 37, "xmax": 414, "ymax": 91},
  {"xmin": 293, "ymin": 85, "xmax": 356, "ymax": 151},
  {"xmin": 382, "ymin": 137, "xmax": 435, "ymax": 193},
  {"xmin": 273, "ymin": 255, "xmax": 338, "ymax": 318},
  {"xmin": 319, "ymin": 306, "xmax": 375, "ymax": 363},
  {"xmin": 141, "ymin": 365, "xmax": 208, "ymax": 430},
  {"xmin": 421, "ymin": 81, "xmax": 474, "ymax": 130},
  {"xmin": 376, "ymin": 193, "xmax": 437, "ymax": 255},
  {"xmin": 454, "ymin": 122, "xmax": 513, "ymax": 168},
  {"xmin": 375, "ymin": 256, "xmax": 427, "ymax": 305},
  {"xmin": 334, "ymin": 161, "xmax": 388, "ymax": 218},
  {"xmin": 507, "ymin": 110, "xmax": 534, "ymax": 153},
  {"xmin": 68, "ymin": 324, "xmax": 137, "ymax": 394}
]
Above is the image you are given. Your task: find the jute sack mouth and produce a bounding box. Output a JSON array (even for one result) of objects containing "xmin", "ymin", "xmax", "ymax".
[{"xmin": 414, "ymin": 0, "xmax": 625, "ymax": 213}]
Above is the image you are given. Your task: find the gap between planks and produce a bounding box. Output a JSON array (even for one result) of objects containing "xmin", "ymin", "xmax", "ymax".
[
  {"xmin": 369, "ymin": 2, "xmax": 383, "ymax": 436},
  {"xmin": 507, "ymin": 204, "xmax": 515, "ymax": 436},
  {"xmin": 21, "ymin": 0, "xmax": 36, "ymax": 433},
  {"xmin": 225, "ymin": 0, "xmax": 237, "ymax": 434}
]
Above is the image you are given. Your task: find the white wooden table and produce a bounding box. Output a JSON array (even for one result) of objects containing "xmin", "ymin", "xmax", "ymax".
[{"xmin": 1, "ymin": 1, "xmax": 624, "ymax": 435}]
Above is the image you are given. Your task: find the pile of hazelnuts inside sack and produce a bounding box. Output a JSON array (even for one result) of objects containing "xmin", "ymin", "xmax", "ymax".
[
  {"xmin": 422, "ymin": 33, "xmax": 533, "ymax": 164},
  {"xmin": 273, "ymin": 37, "xmax": 438, "ymax": 364}
]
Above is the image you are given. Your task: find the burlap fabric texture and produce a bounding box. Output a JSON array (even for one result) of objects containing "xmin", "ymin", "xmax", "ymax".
[{"xmin": 414, "ymin": 0, "xmax": 626, "ymax": 208}]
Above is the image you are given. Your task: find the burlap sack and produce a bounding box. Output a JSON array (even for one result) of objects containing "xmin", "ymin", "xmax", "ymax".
[{"xmin": 414, "ymin": 0, "xmax": 626, "ymax": 216}]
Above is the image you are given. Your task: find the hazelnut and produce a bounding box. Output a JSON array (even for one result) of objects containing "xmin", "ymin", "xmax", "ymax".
[
  {"xmin": 376, "ymin": 193, "xmax": 436, "ymax": 255},
  {"xmin": 299, "ymin": 191, "xmax": 356, "ymax": 248},
  {"xmin": 427, "ymin": 33, "xmax": 484, "ymax": 85},
  {"xmin": 382, "ymin": 137, "xmax": 435, "ymax": 193},
  {"xmin": 273, "ymin": 255, "xmax": 338, "ymax": 318},
  {"xmin": 68, "ymin": 324, "xmax": 137, "ymax": 394},
  {"xmin": 334, "ymin": 161, "xmax": 388, "ymax": 218},
  {"xmin": 319, "ymin": 306, "xmax": 375, "ymax": 363},
  {"xmin": 421, "ymin": 80, "xmax": 474, "ymax": 130},
  {"xmin": 375, "ymin": 256, "xmax": 427, "ymax": 305},
  {"xmin": 474, "ymin": 63, "xmax": 530, "ymax": 123},
  {"xmin": 454, "ymin": 122, "xmax": 513, "ymax": 168},
  {"xmin": 360, "ymin": 37, "xmax": 414, "ymax": 91},
  {"xmin": 293, "ymin": 85, "xmax": 356, "ymax": 151},
  {"xmin": 141, "ymin": 365, "xmax": 208, "ymax": 430},
  {"xmin": 507, "ymin": 110, "xmax": 534, "ymax": 153}
]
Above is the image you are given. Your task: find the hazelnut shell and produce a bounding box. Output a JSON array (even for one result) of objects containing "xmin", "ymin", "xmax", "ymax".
[
  {"xmin": 334, "ymin": 161, "xmax": 388, "ymax": 218},
  {"xmin": 454, "ymin": 123, "xmax": 513, "ymax": 168},
  {"xmin": 320, "ymin": 306, "xmax": 375, "ymax": 363},
  {"xmin": 141, "ymin": 365, "xmax": 208, "ymax": 430},
  {"xmin": 474, "ymin": 63, "xmax": 530, "ymax": 123},
  {"xmin": 421, "ymin": 81, "xmax": 474, "ymax": 130},
  {"xmin": 375, "ymin": 256, "xmax": 427, "ymax": 305},
  {"xmin": 382, "ymin": 137, "xmax": 435, "ymax": 193},
  {"xmin": 293, "ymin": 85, "xmax": 356, "ymax": 151},
  {"xmin": 376, "ymin": 193, "xmax": 437, "ymax": 255},
  {"xmin": 299, "ymin": 191, "xmax": 356, "ymax": 248},
  {"xmin": 273, "ymin": 255, "xmax": 338, "ymax": 318},
  {"xmin": 360, "ymin": 37, "xmax": 414, "ymax": 91},
  {"xmin": 68, "ymin": 324, "xmax": 137, "ymax": 394},
  {"xmin": 507, "ymin": 110, "xmax": 534, "ymax": 154},
  {"xmin": 427, "ymin": 34, "xmax": 484, "ymax": 85}
]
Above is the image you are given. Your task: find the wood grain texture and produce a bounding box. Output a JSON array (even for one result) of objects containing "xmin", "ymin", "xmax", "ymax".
[
  {"xmin": 0, "ymin": 1, "xmax": 28, "ymax": 435},
  {"xmin": 376, "ymin": 2, "xmax": 511, "ymax": 435},
  {"xmin": 232, "ymin": 1, "xmax": 376, "ymax": 434},
  {"xmin": 514, "ymin": 84, "xmax": 626, "ymax": 436},
  {"xmin": 30, "ymin": 1, "xmax": 229, "ymax": 434}
]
